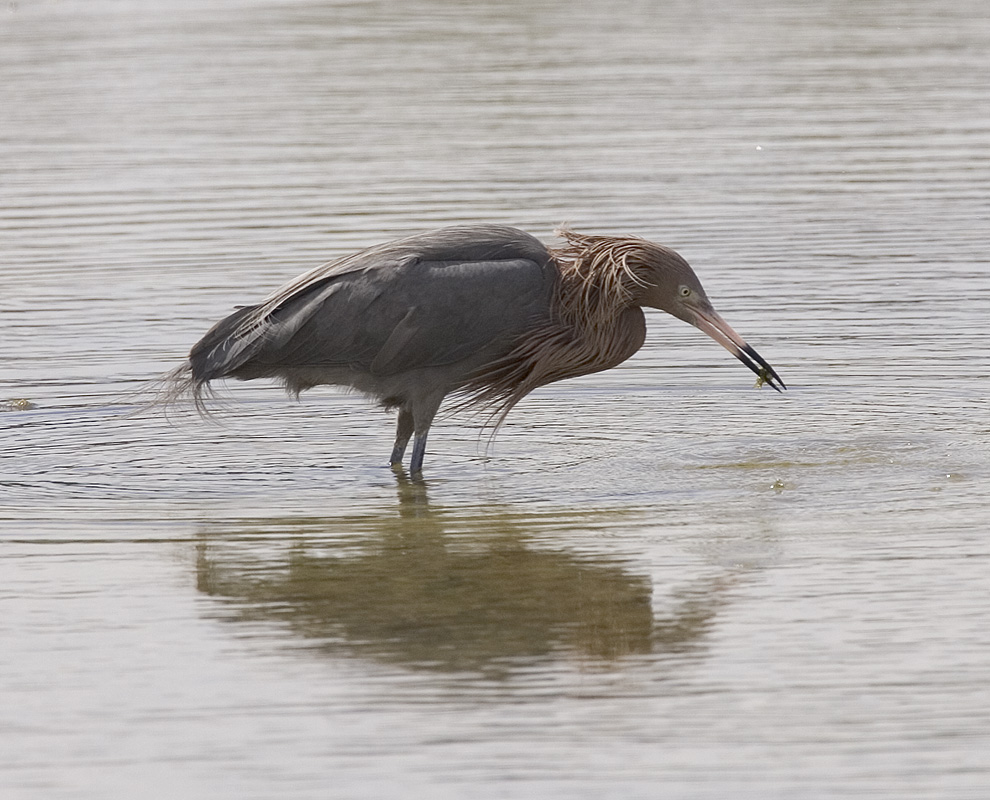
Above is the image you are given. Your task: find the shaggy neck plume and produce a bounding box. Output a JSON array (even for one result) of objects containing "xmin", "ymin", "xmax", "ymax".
[{"xmin": 457, "ymin": 230, "xmax": 651, "ymax": 425}]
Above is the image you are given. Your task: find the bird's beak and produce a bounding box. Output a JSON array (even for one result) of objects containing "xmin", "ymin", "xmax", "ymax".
[{"xmin": 690, "ymin": 305, "xmax": 786, "ymax": 392}]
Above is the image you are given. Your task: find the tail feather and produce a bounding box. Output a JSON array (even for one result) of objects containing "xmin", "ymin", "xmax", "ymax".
[
  {"xmin": 118, "ymin": 361, "xmax": 215, "ymax": 421},
  {"xmin": 135, "ymin": 362, "xmax": 216, "ymax": 419},
  {"xmin": 137, "ymin": 304, "xmax": 262, "ymax": 420},
  {"xmin": 189, "ymin": 304, "xmax": 261, "ymax": 383}
]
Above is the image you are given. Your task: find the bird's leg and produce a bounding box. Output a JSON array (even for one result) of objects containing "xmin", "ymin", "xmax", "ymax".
[
  {"xmin": 390, "ymin": 407, "xmax": 414, "ymax": 468},
  {"xmin": 408, "ymin": 397, "xmax": 442, "ymax": 475},
  {"xmin": 409, "ymin": 429, "xmax": 430, "ymax": 475}
]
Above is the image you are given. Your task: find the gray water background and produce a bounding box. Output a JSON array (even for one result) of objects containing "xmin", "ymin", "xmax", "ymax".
[{"xmin": 2, "ymin": 0, "xmax": 989, "ymax": 797}]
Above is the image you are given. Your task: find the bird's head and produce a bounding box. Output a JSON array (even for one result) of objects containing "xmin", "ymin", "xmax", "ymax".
[
  {"xmin": 552, "ymin": 230, "xmax": 786, "ymax": 392},
  {"xmin": 631, "ymin": 242, "xmax": 787, "ymax": 393}
]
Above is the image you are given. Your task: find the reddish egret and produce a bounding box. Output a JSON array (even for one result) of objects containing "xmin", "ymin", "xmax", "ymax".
[{"xmin": 165, "ymin": 225, "xmax": 785, "ymax": 472}]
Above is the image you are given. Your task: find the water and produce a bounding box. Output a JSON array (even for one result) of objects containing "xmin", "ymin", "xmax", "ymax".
[{"xmin": 2, "ymin": 0, "xmax": 989, "ymax": 797}]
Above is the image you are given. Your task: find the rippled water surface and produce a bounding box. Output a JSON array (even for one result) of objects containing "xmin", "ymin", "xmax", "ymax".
[{"xmin": 3, "ymin": 1, "xmax": 990, "ymax": 797}]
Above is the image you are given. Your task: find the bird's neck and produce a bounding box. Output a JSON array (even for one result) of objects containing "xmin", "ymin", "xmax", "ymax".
[{"xmin": 451, "ymin": 256, "xmax": 648, "ymax": 425}]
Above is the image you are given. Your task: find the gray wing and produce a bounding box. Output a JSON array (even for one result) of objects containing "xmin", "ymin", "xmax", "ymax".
[
  {"xmin": 189, "ymin": 226, "xmax": 554, "ymax": 382},
  {"xmin": 255, "ymin": 256, "xmax": 553, "ymax": 375}
]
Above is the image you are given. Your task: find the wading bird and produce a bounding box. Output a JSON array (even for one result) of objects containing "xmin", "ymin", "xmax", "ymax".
[{"xmin": 164, "ymin": 225, "xmax": 785, "ymax": 473}]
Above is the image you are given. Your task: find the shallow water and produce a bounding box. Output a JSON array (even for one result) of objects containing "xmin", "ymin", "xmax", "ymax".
[{"xmin": 3, "ymin": 0, "xmax": 990, "ymax": 797}]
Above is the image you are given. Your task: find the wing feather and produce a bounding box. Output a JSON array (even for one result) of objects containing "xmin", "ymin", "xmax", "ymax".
[{"xmin": 190, "ymin": 226, "xmax": 554, "ymax": 383}]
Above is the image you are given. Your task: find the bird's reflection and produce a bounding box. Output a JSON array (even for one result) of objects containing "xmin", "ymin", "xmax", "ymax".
[{"xmin": 195, "ymin": 476, "xmax": 732, "ymax": 677}]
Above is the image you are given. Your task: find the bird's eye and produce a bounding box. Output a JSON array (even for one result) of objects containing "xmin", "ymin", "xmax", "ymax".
[{"xmin": 678, "ymin": 285, "xmax": 692, "ymax": 298}]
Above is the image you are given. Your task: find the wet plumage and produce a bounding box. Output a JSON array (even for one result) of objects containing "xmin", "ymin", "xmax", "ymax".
[{"xmin": 164, "ymin": 225, "xmax": 785, "ymax": 473}]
